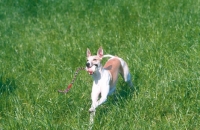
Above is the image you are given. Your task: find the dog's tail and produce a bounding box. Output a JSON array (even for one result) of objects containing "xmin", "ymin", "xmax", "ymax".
[
  {"xmin": 118, "ymin": 58, "xmax": 133, "ymax": 87},
  {"xmin": 103, "ymin": 54, "xmax": 115, "ymax": 58}
]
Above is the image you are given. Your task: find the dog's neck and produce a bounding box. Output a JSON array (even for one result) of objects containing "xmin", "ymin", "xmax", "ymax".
[{"xmin": 91, "ymin": 64, "xmax": 102, "ymax": 81}]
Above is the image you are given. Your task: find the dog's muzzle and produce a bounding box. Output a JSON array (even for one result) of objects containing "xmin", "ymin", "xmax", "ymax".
[
  {"xmin": 86, "ymin": 63, "xmax": 98, "ymax": 75},
  {"xmin": 86, "ymin": 63, "xmax": 90, "ymax": 68}
]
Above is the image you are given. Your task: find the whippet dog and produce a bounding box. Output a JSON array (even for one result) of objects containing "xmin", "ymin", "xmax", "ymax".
[{"xmin": 86, "ymin": 47, "xmax": 133, "ymax": 112}]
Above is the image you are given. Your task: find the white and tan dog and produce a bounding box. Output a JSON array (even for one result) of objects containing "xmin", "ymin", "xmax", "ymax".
[{"xmin": 86, "ymin": 47, "xmax": 133, "ymax": 112}]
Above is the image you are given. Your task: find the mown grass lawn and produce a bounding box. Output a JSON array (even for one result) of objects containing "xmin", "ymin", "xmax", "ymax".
[{"xmin": 0, "ymin": 0, "xmax": 199, "ymax": 129}]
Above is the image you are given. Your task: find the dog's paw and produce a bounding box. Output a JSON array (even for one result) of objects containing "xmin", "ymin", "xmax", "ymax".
[{"xmin": 89, "ymin": 107, "xmax": 96, "ymax": 113}]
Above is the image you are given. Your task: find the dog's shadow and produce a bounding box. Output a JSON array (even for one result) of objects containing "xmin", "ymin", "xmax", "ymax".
[
  {"xmin": 0, "ymin": 76, "xmax": 17, "ymax": 95},
  {"xmin": 93, "ymin": 81, "xmax": 138, "ymax": 125},
  {"xmin": 113, "ymin": 80, "xmax": 138, "ymax": 102},
  {"xmin": 100, "ymin": 71, "xmax": 140, "ymax": 108},
  {"xmin": 90, "ymin": 73, "xmax": 140, "ymax": 126},
  {"xmin": 98, "ymin": 80, "xmax": 139, "ymax": 112}
]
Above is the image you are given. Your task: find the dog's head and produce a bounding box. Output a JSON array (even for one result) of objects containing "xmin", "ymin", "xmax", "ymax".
[{"xmin": 86, "ymin": 47, "xmax": 103, "ymax": 75}]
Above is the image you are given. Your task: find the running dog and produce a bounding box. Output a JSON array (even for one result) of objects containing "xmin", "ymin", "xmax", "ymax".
[{"xmin": 86, "ymin": 47, "xmax": 133, "ymax": 112}]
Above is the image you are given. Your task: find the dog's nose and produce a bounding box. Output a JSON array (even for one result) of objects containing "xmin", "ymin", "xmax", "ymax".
[{"xmin": 86, "ymin": 63, "xmax": 90, "ymax": 67}]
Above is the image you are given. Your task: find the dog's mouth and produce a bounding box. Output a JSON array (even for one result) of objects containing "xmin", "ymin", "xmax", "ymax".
[
  {"xmin": 86, "ymin": 67, "xmax": 95, "ymax": 75},
  {"xmin": 86, "ymin": 64, "xmax": 98, "ymax": 75},
  {"xmin": 88, "ymin": 71, "xmax": 93, "ymax": 75}
]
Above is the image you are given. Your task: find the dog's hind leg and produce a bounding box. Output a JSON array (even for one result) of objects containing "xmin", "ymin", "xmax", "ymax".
[
  {"xmin": 121, "ymin": 61, "xmax": 133, "ymax": 87},
  {"xmin": 120, "ymin": 59, "xmax": 133, "ymax": 87},
  {"xmin": 108, "ymin": 87, "xmax": 116, "ymax": 95},
  {"xmin": 124, "ymin": 72, "xmax": 133, "ymax": 87}
]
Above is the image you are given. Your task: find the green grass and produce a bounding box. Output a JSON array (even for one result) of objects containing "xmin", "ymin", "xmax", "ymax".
[{"xmin": 0, "ymin": 0, "xmax": 200, "ymax": 129}]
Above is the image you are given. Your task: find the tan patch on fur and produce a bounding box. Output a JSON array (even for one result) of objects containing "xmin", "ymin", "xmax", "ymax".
[{"xmin": 103, "ymin": 58, "xmax": 122, "ymax": 86}]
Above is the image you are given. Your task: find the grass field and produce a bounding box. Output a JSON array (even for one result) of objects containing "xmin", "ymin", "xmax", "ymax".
[{"xmin": 0, "ymin": 0, "xmax": 200, "ymax": 129}]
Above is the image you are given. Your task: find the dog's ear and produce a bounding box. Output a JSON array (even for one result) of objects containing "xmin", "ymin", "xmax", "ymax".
[
  {"xmin": 97, "ymin": 47, "xmax": 103, "ymax": 59},
  {"xmin": 87, "ymin": 48, "xmax": 91, "ymax": 57}
]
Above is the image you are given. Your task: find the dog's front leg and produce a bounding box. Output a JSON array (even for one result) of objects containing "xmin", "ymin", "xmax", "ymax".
[
  {"xmin": 96, "ymin": 84, "xmax": 110, "ymax": 108},
  {"xmin": 89, "ymin": 84, "xmax": 100, "ymax": 112},
  {"xmin": 89, "ymin": 84, "xmax": 110, "ymax": 112},
  {"xmin": 97, "ymin": 95, "xmax": 108, "ymax": 107}
]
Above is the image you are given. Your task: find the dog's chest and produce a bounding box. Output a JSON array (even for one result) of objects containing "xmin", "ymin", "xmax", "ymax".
[{"xmin": 93, "ymin": 69, "xmax": 112, "ymax": 85}]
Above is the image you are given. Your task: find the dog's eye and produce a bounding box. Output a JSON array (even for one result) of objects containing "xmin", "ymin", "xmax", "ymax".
[{"xmin": 93, "ymin": 59, "xmax": 97, "ymax": 61}]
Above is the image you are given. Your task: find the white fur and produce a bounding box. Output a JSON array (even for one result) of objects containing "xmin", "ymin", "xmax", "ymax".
[{"xmin": 86, "ymin": 47, "xmax": 132, "ymax": 112}]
